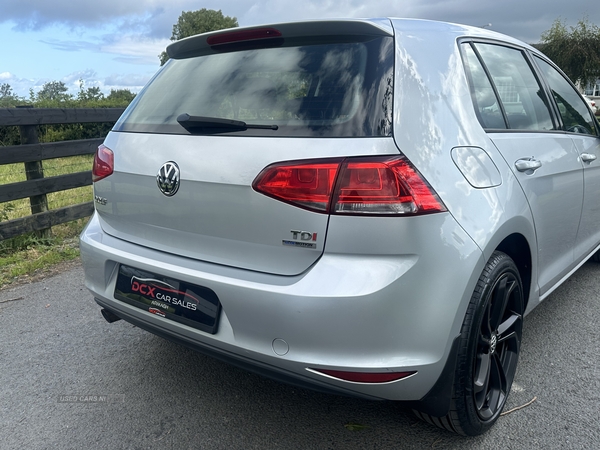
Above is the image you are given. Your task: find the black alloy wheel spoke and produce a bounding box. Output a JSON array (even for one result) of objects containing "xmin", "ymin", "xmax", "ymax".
[
  {"xmin": 485, "ymin": 353, "xmax": 507, "ymax": 415},
  {"xmin": 474, "ymin": 352, "xmax": 491, "ymax": 409},
  {"xmin": 489, "ymin": 276, "xmax": 511, "ymax": 332},
  {"xmin": 494, "ymin": 352, "xmax": 508, "ymax": 395},
  {"xmin": 497, "ymin": 330, "xmax": 516, "ymax": 345},
  {"xmin": 482, "ymin": 301, "xmax": 494, "ymax": 337},
  {"xmin": 476, "ymin": 351, "xmax": 509, "ymax": 419},
  {"xmin": 497, "ymin": 313, "xmax": 521, "ymax": 340}
]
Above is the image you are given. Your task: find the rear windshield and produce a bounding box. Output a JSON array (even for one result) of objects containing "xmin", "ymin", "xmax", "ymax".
[{"xmin": 114, "ymin": 36, "xmax": 394, "ymax": 137}]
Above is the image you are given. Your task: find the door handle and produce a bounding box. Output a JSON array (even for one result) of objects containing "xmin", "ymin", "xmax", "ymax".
[
  {"xmin": 515, "ymin": 157, "xmax": 542, "ymax": 173},
  {"xmin": 581, "ymin": 153, "xmax": 597, "ymax": 163}
]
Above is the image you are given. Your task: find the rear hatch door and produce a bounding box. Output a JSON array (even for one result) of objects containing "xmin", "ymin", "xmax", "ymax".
[{"xmin": 93, "ymin": 20, "xmax": 395, "ymax": 276}]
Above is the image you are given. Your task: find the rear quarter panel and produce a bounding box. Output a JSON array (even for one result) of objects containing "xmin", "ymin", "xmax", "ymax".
[{"xmin": 390, "ymin": 20, "xmax": 539, "ymax": 312}]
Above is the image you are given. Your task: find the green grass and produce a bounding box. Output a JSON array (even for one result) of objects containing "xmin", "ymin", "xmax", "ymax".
[
  {"xmin": 1, "ymin": 154, "xmax": 94, "ymax": 289},
  {"xmin": 0, "ymin": 154, "xmax": 94, "ymax": 222},
  {"xmin": 0, "ymin": 219, "xmax": 87, "ymax": 288}
]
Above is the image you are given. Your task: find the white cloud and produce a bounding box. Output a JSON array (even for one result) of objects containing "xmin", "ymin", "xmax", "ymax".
[
  {"xmin": 104, "ymin": 73, "xmax": 152, "ymax": 88},
  {"xmin": 1, "ymin": 0, "xmax": 165, "ymax": 28},
  {"xmin": 100, "ymin": 35, "xmax": 171, "ymax": 66},
  {"xmin": 58, "ymin": 69, "xmax": 153, "ymax": 95}
]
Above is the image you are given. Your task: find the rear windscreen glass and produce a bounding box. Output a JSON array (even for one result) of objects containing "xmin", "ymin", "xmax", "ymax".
[{"xmin": 114, "ymin": 36, "xmax": 394, "ymax": 137}]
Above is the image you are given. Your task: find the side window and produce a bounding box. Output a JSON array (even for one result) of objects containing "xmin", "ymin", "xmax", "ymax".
[
  {"xmin": 473, "ymin": 43, "xmax": 554, "ymax": 131},
  {"xmin": 534, "ymin": 56, "xmax": 598, "ymax": 136},
  {"xmin": 461, "ymin": 43, "xmax": 506, "ymax": 129}
]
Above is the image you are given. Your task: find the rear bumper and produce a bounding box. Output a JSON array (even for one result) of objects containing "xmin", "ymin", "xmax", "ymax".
[
  {"xmin": 95, "ymin": 297, "xmax": 383, "ymax": 400},
  {"xmin": 80, "ymin": 212, "xmax": 483, "ymax": 402}
]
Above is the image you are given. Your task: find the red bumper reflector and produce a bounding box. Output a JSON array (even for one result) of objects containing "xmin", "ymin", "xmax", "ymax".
[{"xmin": 311, "ymin": 368, "xmax": 416, "ymax": 383}]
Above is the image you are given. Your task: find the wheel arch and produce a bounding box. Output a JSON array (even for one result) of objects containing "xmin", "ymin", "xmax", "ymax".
[{"xmin": 495, "ymin": 233, "xmax": 532, "ymax": 311}]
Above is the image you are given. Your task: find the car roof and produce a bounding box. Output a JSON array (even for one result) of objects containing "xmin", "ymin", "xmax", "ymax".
[{"xmin": 389, "ymin": 18, "xmax": 539, "ymax": 52}]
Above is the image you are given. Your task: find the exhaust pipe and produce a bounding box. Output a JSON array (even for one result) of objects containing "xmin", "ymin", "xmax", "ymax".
[{"xmin": 101, "ymin": 308, "xmax": 122, "ymax": 323}]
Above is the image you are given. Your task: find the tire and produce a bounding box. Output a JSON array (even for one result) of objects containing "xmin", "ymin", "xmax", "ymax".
[{"xmin": 414, "ymin": 251, "xmax": 524, "ymax": 435}]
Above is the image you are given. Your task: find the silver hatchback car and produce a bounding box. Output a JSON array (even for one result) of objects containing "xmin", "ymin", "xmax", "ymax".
[{"xmin": 80, "ymin": 18, "xmax": 600, "ymax": 435}]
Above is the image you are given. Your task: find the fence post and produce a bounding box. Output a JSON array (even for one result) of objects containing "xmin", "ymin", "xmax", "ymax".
[{"xmin": 16, "ymin": 106, "xmax": 52, "ymax": 239}]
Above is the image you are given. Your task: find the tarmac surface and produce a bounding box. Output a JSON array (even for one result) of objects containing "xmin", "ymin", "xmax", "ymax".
[{"xmin": 1, "ymin": 260, "xmax": 599, "ymax": 449}]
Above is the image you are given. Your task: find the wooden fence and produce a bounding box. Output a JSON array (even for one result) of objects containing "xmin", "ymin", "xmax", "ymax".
[{"xmin": 0, "ymin": 107, "xmax": 125, "ymax": 241}]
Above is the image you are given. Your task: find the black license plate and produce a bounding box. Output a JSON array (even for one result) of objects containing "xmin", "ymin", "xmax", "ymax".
[{"xmin": 114, "ymin": 265, "xmax": 221, "ymax": 334}]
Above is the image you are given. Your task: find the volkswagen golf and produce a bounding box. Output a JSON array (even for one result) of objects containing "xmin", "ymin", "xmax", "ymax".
[{"xmin": 80, "ymin": 18, "xmax": 600, "ymax": 435}]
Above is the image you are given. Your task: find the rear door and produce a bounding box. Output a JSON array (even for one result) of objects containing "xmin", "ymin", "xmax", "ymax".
[
  {"xmin": 461, "ymin": 42, "xmax": 584, "ymax": 295},
  {"xmin": 533, "ymin": 56, "xmax": 600, "ymax": 265}
]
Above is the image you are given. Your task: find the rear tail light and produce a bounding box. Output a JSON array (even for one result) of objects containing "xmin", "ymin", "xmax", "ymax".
[
  {"xmin": 252, "ymin": 155, "xmax": 446, "ymax": 215},
  {"xmin": 253, "ymin": 159, "xmax": 341, "ymax": 212},
  {"xmin": 92, "ymin": 144, "xmax": 114, "ymax": 182}
]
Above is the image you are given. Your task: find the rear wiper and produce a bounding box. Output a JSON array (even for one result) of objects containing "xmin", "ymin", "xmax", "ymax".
[{"xmin": 177, "ymin": 113, "xmax": 278, "ymax": 132}]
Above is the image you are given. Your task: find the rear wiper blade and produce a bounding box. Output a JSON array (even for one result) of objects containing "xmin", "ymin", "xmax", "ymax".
[{"xmin": 177, "ymin": 113, "xmax": 278, "ymax": 131}]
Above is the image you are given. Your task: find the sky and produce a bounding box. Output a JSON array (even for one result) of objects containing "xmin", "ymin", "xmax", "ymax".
[{"xmin": 1, "ymin": 0, "xmax": 599, "ymax": 98}]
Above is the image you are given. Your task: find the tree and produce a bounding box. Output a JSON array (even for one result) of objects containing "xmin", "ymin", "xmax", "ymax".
[
  {"xmin": 77, "ymin": 79, "xmax": 105, "ymax": 103},
  {"xmin": 1, "ymin": 83, "xmax": 17, "ymax": 107},
  {"xmin": 537, "ymin": 17, "xmax": 600, "ymax": 86},
  {"xmin": 1, "ymin": 83, "xmax": 15, "ymax": 99},
  {"xmin": 36, "ymin": 81, "xmax": 72, "ymax": 102},
  {"xmin": 106, "ymin": 89, "xmax": 136, "ymax": 104},
  {"xmin": 0, "ymin": 83, "xmax": 25, "ymax": 107},
  {"xmin": 159, "ymin": 9, "xmax": 238, "ymax": 65},
  {"xmin": 81, "ymin": 86, "xmax": 104, "ymax": 102}
]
